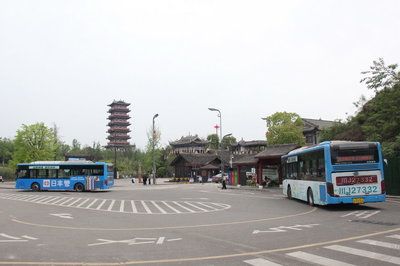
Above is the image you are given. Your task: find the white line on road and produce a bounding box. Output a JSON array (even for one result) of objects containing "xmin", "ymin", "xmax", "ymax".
[
  {"xmin": 59, "ymin": 198, "xmax": 76, "ymax": 206},
  {"xmin": 151, "ymin": 201, "xmax": 167, "ymax": 214},
  {"xmin": 361, "ymin": 210, "xmax": 381, "ymax": 218},
  {"xmin": 243, "ymin": 258, "xmax": 282, "ymax": 266},
  {"xmin": 287, "ymin": 251, "xmax": 355, "ymax": 266},
  {"xmin": 172, "ymin": 201, "xmax": 195, "ymax": 213},
  {"xmin": 161, "ymin": 201, "xmax": 181, "ymax": 213},
  {"xmin": 120, "ymin": 200, "xmax": 125, "ymax": 212},
  {"xmin": 130, "ymin": 200, "xmax": 137, "ymax": 213},
  {"xmin": 325, "ymin": 245, "xmax": 400, "ymax": 265},
  {"xmin": 388, "ymin": 235, "xmax": 400, "ymax": 240},
  {"xmin": 21, "ymin": 235, "xmax": 38, "ymax": 240},
  {"xmin": 141, "ymin": 200, "xmax": 152, "ymax": 214},
  {"xmin": 196, "ymin": 202, "xmax": 219, "ymax": 211},
  {"xmin": 51, "ymin": 197, "xmax": 69, "ymax": 205},
  {"xmin": 96, "ymin": 199, "xmax": 107, "ymax": 210},
  {"xmin": 357, "ymin": 239, "xmax": 400, "ymax": 250},
  {"xmin": 67, "ymin": 198, "xmax": 82, "ymax": 207},
  {"xmin": 156, "ymin": 237, "xmax": 165, "ymax": 244},
  {"xmin": 0, "ymin": 233, "xmax": 20, "ymax": 240},
  {"xmin": 36, "ymin": 196, "xmax": 53, "ymax": 203},
  {"xmin": 107, "ymin": 200, "xmax": 116, "ymax": 211},
  {"xmin": 86, "ymin": 199, "xmax": 98, "ymax": 209},
  {"xmin": 184, "ymin": 201, "xmax": 208, "ymax": 212},
  {"xmin": 41, "ymin": 197, "xmax": 60, "ymax": 204},
  {"xmin": 77, "ymin": 198, "xmax": 90, "ymax": 208}
]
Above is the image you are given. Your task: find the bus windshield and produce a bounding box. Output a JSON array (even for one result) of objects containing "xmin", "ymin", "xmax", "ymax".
[{"xmin": 330, "ymin": 142, "xmax": 379, "ymax": 164}]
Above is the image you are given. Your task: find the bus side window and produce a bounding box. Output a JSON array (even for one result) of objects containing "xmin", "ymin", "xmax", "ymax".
[{"xmin": 37, "ymin": 169, "xmax": 47, "ymax": 178}]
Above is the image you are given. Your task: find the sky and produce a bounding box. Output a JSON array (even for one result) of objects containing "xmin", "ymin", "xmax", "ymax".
[{"xmin": 1, "ymin": 0, "xmax": 399, "ymax": 149}]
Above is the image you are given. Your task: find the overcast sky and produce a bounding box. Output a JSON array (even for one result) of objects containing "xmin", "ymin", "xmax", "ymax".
[{"xmin": 1, "ymin": 0, "xmax": 399, "ymax": 149}]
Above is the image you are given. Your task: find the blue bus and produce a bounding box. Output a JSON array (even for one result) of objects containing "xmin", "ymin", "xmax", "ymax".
[
  {"xmin": 282, "ymin": 141, "xmax": 385, "ymax": 205},
  {"xmin": 15, "ymin": 161, "xmax": 114, "ymax": 192}
]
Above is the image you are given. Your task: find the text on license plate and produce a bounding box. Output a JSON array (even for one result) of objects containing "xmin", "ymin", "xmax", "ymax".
[{"xmin": 337, "ymin": 185, "xmax": 378, "ymax": 195}]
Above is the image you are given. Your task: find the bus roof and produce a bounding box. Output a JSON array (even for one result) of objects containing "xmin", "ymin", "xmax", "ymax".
[
  {"xmin": 284, "ymin": 141, "xmax": 379, "ymax": 157},
  {"xmin": 17, "ymin": 161, "xmax": 109, "ymax": 166}
]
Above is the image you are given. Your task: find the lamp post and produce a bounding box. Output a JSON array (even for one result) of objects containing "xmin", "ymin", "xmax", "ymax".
[
  {"xmin": 152, "ymin": 113, "xmax": 159, "ymax": 185},
  {"xmin": 208, "ymin": 108, "xmax": 224, "ymax": 176}
]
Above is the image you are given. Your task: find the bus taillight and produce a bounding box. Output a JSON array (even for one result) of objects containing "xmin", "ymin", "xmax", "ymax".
[
  {"xmin": 327, "ymin": 182, "xmax": 335, "ymax": 196},
  {"xmin": 381, "ymin": 180, "xmax": 385, "ymax": 193}
]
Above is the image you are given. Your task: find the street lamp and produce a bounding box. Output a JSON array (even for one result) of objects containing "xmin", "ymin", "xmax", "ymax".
[
  {"xmin": 152, "ymin": 113, "xmax": 159, "ymax": 185},
  {"xmin": 208, "ymin": 107, "xmax": 224, "ymax": 176}
]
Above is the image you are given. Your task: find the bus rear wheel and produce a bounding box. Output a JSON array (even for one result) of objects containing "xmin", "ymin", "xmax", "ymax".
[
  {"xmin": 287, "ymin": 186, "xmax": 292, "ymax": 200},
  {"xmin": 307, "ymin": 188, "xmax": 314, "ymax": 206},
  {"xmin": 31, "ymin": 182, "xmax": 40, "ymax": 192},
  {"xmin": 74, "ymin": 183, "xmax": 84, "ymax": 192}
]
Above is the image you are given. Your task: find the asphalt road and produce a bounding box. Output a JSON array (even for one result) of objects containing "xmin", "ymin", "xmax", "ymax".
[{"xmin": 0, "ymin": 179, "xmax": 399, "ymax": 265}]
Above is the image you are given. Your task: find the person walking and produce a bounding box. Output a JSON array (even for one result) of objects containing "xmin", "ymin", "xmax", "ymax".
[{"xmin": 222, "ymin": 175, "xmax": 227, "ymax": 190}]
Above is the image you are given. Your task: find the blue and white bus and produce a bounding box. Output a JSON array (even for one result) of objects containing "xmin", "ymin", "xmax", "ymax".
[
  {"xmin": 282, "ymin": 141, "xmax": 385, "ymax": 205},
  {"xmin": 15, "ymin": 161, "xmax": 114, "ymax": 192}
]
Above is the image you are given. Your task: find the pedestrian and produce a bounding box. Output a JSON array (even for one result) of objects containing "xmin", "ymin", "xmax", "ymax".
[
  {"xmin": 222, "ymin": 175, "xmax": 227, "ymax": 190},
  {"xmin": 143, "ymin": 175, "xmax": 147, "ymax": 186}
]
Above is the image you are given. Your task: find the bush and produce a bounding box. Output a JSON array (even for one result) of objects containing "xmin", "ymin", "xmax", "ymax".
[{"xmin": 0, "ymin": 167, "xmax": 15, "ymax": 181}]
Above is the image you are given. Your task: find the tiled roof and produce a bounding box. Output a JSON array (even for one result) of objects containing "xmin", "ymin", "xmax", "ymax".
[
  {"xmin": 232, "ymin": 154, "xmax": 258, "ymax": 165},
  {"xmin": 232, "ymin": 140, "xmax": 267, "ymax": 147},
  {"xmin": 170, "ymin": 135, "xmax": 208, "ymax": 146},
  {"xmin": 255, "ymin": 144, "xmax": 299, "ymax": 159},
  {"xmin": 302, "ymin": 118, "xmax": 335, "ymax": 132},
  {"xmin": 170, "ymin": 153, "xmax": 217, "ymax": 166}
]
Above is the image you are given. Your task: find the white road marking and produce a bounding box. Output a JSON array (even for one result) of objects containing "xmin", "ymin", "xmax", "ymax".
[
  {"xmin": 59, "ymin": 198, "xmax": 75, "ymax": 206},
  {"xmin": 0, "ymin": 233, "xmax": 20, "ymax": 240},
  {"xmin": 287, "ymin": 251, "xmax": 355, "ymax": 266},
  {"xmin": 253, "ymin": 224, "xmax": 319, "ymax": 234},
  {"xmin": 357, "ymin": 239, "xmax": 400, "ymax": 250},
  {"xmin": 361, "ymin": 210, "xmax": 381, "ymax": 218},
  {"xmin": 161, "ymin": 201, "xmax": 181, "ymax": 213},
  {"xmin": 96, "ymin": 199, "xmax": 107, "ymax": 210},
  {"xmin": 184, "ymin": 201, "xmax": 208, "ymax": 212},
  {"xmin": 50, "ymin": 213, "xmax": 73, "ymax": 219},
  {"xmin": 156, "ymin": 237, "xmax": 165, "ymax": 244},
  {"xmin": 41, "ymin": 197, "xmax": 60, "ymax": 204},
  {"xmin": 244, "ymin": 258, "xmax": 282, "ymax": 266},
  {"xmin": 21, "ymin": 235, "xmax": 38, "ymax": 240},
  {"xmin": 196, "ymin": 202, "xmax": 219, "ymax": 211},
  {"xmin": 107, "ymin": 200, "xmax": 116, "ymax": 211},
  {"xmin": 77, "ymin": 198, "xmax": 90, "ymax": 208},
  {"xmin": 151, "ymin": 201, "xmax": 167, "ymax": 214},
  {"xmin": 120, "ymin": 200, "xmax": 125, "ymax": 212},
  {"xmin": 130, "ymin": 200, "xmax": 138, "ymax": 213},
  {"xmin": 67, "ymin": 198, "xmax": 82, "ymax": 207},
  {"xmin": 172, "ymin": 201, "xmax": 196, "ymax": 213},
  {"xmin": 341, "ymin": 210, "xmax": 380, "ymax": 219},
  {"xmin": 51, "ymin": 197, "xmax": 69, "ymax": 205},
  {"xmin": 30, "ymin": 196, "xmax": 47, "ymax": 202},
  {"xmin": 141, "ymin": 200, "xmax": 152, "ymax": 214},
  {"xmin": 36, "ymin": 196, "xmax": 53, "ymax": 203},
  {"xmin": 325, "ymin": 245, "xmax": 400, "ymax": 264},
  {"xmin": 86, "ymin": 199, "xmax": 98, "ymax": 209},
  {"xmin": 388, "ymin": 234, "xmax": 400, "ymax": 240}
]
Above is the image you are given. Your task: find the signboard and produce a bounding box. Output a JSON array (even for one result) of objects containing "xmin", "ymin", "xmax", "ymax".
[
  {"xmin": 29, "ymin": 165, "xmax": 59, "ymax": 170},
  {"xmin": 286, "ymin": 156, "xmax": 298, "ymax": 163}
]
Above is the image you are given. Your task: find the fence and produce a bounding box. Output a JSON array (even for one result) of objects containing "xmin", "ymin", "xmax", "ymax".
[{"xmin": 385, "ymin": 157, "xmax": 400, "ymax": 196}]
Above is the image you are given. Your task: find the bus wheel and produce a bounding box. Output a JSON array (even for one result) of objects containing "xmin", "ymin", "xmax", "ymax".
[
  {"xmin": 287, "ymin": 186, "xmax": 292, "ymax": 200},
  {"xmin": 307, "ymin": 188, "xmax": 314, "ymax": 206},
  {"xmin": 31, "ymin": 182, "xmax": 40, "ymax": 192},
  {"xmin": 74, "ymin": 183, "xmax": 84, "ymax": 192}
]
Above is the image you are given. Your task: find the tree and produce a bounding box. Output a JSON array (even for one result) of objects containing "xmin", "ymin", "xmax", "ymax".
[
  {"xmin": 0, "ymin": 138, "xmax": 14, "ymax": 165},
  {"xmin": 207, "ymin": 134, "xmax": 219, "ymax": 150},
  {"xmin": 264, "ymin": 112, "xmax": 305, "ymax": 146},
  {"xmin": 12, "ymin": 123, "xmax": 58, "ymax": 166},
  {"xmin": 360, "ymin": 58, "xmax": 400, "ymax": 92},
  {"xmin": 221, "ymin": 135, "xmax": 237, "ymax": 150}
]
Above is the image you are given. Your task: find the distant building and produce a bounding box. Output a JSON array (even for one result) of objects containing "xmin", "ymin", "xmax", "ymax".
[
  {"xmin": 230, "ymin": 140, "xmax": 267, "ymax": 155},
  {"xmin": 169, "ymin": 135, "xmax": 209, "ymax": 154},
  {"xmin": 302, "ymin": 118, "xmax": 335, "ymax": 145},
  {"xmin": 106, "ymin": 100, "xmax": 131, "ymax": 148}
]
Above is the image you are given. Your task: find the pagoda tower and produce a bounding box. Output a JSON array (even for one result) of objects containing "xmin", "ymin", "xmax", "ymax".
[{"xmin": 106, "ymin": 100, "xmax": 131, "ymax": 148}]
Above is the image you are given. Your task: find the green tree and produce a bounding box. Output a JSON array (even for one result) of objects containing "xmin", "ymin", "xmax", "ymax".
[
  {"xmin": 12, "ymin": 123, "xmax": 58, "ymax": 165},
  {"xmin": 207, "ymin": 134, "xmax": 219, "ymax": 150},
  {"xmin": 221, "ymin": 135, "xmax": 237, "ymax": 150},
  {"xmin": 0, "ymin": 138, "xmax": 14, "ymax": 165},
  {"xmin": 360, "ymin": 58, "xmax": 400, "ymax": 92},
  {"xmin": 264, "ymin": 112, "xmax": 305, "ymax": 146}
]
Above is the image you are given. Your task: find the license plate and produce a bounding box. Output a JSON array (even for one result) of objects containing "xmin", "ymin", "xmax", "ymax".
[{"xmin": 353, "ymin": 198, "xmax": 364, "ymax": 204}]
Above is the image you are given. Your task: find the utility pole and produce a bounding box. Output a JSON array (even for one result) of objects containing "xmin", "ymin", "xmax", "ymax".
[{"xmin": 152, "ymin": 113, "xmax": 159, "ymax": 185}]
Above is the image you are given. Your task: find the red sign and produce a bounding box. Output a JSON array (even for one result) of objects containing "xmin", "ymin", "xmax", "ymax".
[
  {"xmin": 336, "ymin": 175, "xmax": 377, "ymax": 186},
  {"xmin": 336, "ymin": 155, "xmax": 374, "ymax": 162}
]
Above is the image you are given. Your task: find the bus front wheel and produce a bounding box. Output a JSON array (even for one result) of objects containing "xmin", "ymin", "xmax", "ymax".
[
  {"xmin": 287, "ymin": 186, "xmax": 292, "ymax": 200},
  {"xmin": 31, "ymin": 182, "xmax": 40, "ymax": 192},
  {"xmin": 74, "ymin": 183, "xmax": 84, "ymax": 192},
  {"xmin": 307, "ymin": 188, "xmax": 314, "ymax": 206}
]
